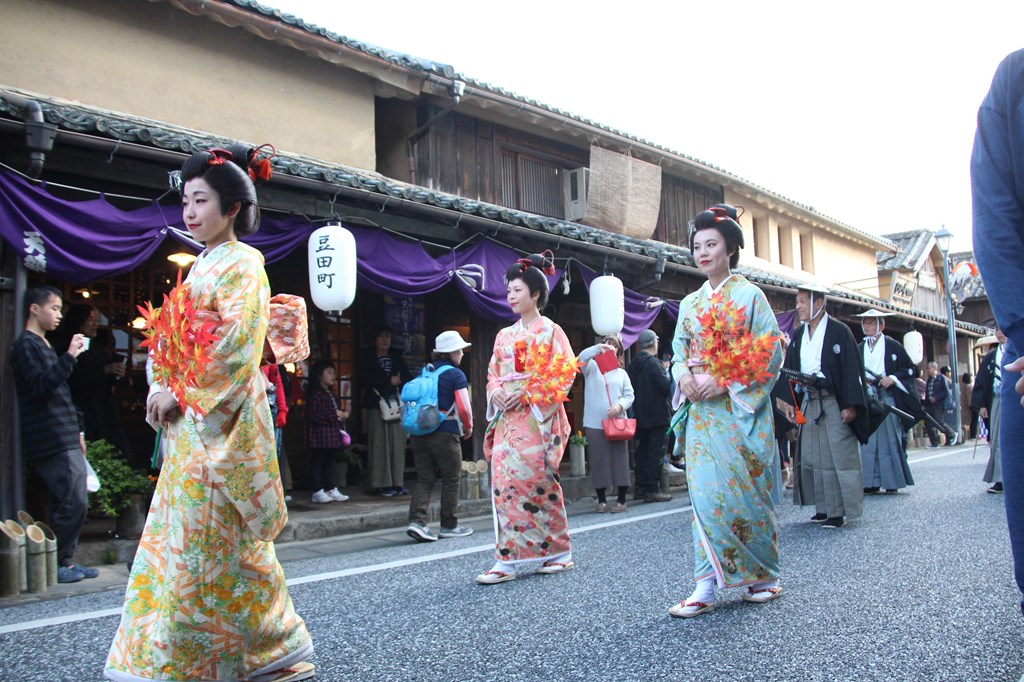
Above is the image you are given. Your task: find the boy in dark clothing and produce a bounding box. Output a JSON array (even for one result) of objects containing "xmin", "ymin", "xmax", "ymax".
[
  {"xmin": 627, "ymin": 329, "xmax": 672, "ymax": 502},
  {"xmin": 10, "ymin": 285, "xmax": 97, "ymax": 583}
]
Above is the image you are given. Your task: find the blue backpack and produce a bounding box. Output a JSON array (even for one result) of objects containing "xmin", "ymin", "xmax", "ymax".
[{"xmin": 400, "ymin": 363, "xmax": 456, "ymax": 436}]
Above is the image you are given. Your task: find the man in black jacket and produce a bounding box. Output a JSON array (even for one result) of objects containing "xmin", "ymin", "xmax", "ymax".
[
  {"xmin": 627, "ymin": 329, "xmax": 672, "ymax": 502},
  {"xmin": 924, "ymin": 362, "xmax": 957, "ymax": 447}
]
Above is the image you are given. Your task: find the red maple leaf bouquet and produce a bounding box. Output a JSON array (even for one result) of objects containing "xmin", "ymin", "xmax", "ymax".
[
  {"xmin": 137, "ymin": 270, "xmax": 220, "ymax": 417},
  {"xmin": 694, "ymin": 291, "xmax": 781, "ymax": 390}
]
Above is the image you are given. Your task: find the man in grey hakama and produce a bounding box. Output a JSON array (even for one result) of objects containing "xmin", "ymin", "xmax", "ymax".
[
  {"xmin": 782, "ymin": 284, "xmax": 869, "ymax": 529},
  {"xmin": 972, "ymin": 326, "xmax": 1006, "ymax": 494},
  {"xmin": 856, "ymin": 310, "xmax": 915, "ymax": 494}
]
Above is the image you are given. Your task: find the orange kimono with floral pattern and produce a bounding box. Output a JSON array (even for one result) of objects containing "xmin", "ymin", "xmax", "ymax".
[
  {"xmin": 484, "ymin": 316, "xmax": 574, "ymax": 564},
  {"xmin": 105, "ymin": 242, "xmax": 311, "ymax": 681}
]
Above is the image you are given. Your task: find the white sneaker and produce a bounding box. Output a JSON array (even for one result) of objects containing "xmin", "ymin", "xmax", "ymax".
[
  {"xmin": 663, "ymin": 461, "xmax": 685, "ymax": 474},
  {"xmin": 326, "ymin": 488, "xmax": 349, "ymax": 502},
  {"xmin": 311, "ymin": 489, "xmax": 331, "ymax": 504}
]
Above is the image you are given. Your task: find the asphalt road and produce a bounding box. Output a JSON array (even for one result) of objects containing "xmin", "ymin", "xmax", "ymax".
[{"xmin": 1, "ymin": 444, "xmax": 1021, "ymax": 682}]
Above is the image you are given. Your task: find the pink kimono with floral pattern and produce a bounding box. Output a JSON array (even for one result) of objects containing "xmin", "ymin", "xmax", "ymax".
[
  {"xmin": 484, "ymin": 316, "xmax": 574, "ymax": 563},
  {"xmin": 105, "ymin": 242, "xmax": 311, "ymax": 681}
]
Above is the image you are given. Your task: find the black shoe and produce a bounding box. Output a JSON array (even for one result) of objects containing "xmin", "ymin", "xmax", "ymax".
[
  {"xmin": 646, "ymin": 492, "xmax": 672, "ymax": 503},
  {"xmin": 633, "ymin": 491, "xmax": 649, "ymax": 502},
  {"xmin": 810, "ymin": 513, "xmax": 828, "ymax": 523},
  {"xmin": 987, "ymin": 482, "xmax": 1004, "ymax": 494},
  {"xmin": 863, "ymin": 487, "xmax": 881, "ymax": 495},
  {"xmin": 822, "ymin": 517, "xmax": 846, "ymax": 528}
]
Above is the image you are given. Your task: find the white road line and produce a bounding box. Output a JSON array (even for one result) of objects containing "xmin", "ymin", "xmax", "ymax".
[
  {"xmin": 909, "ymin": 446, "xmax": 976, "ymax": 464},
  {"xmin": 0, "ymin": 607, "xmax": 122, "ymax": 635},
  {"xmin": 0, "ymin": 504, "xmax": 694, "ymax": 635},
  {"xmin": 0, "ymin": 448, "xmax": 969, "ymax": 635}
]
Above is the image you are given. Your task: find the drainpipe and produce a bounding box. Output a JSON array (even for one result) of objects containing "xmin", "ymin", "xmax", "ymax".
[
  {"xmin": 635, "ymin": 255, "xmax": 667, "ymax": 292},
  {"xmin": 23, "ymin": 101, "xmax": 57, "ymax": 179}
]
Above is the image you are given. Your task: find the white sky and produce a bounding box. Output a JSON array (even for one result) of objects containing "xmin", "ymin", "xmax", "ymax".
[{"xmin": 267, "ymin": 0, "xmax": 1024, "ymax": 252}]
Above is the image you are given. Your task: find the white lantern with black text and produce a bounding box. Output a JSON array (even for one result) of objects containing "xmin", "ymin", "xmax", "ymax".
[
  {"xmin": 308, "ymin": 224, "xmax": 357, "ymax": 313},
  {"xmin": 590, "ymin": 275, "xmax": 624, "ymax": 336},
  {"xmin": 904, "ymin": 329, "xmax": 924, "ymax": 365}
]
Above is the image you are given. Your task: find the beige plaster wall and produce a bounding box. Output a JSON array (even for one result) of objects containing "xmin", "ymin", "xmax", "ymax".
[
  {"xmin": 724, "ymin": 189, "xmax": 880, "ymax": 297},
  {"xmin": 0, "ymin": 0, "xmax": 376, "ymax": 169}
]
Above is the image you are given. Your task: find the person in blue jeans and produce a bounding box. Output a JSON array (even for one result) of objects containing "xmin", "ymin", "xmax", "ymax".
[
  {"xmin": 406, "ymin": 331, "xmax": 475, "ymax": 542},
  {"xmin": 971, "ymin": 47, "xmax": 1024, "ymax": 617}
]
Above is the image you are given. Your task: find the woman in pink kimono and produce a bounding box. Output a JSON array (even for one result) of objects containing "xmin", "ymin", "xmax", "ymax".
[
  {"xmin": 105, "ymin": 145, "xmax": 313, "ymax": 681},
  {"xmin": 476, "ymin": 253, "xmax": 576, "ymax": 584}
]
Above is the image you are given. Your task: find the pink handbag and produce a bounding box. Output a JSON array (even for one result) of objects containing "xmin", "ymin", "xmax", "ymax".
[{"xmin": 601, "ymin": 374, "xmax": 636, "ymax": 441}]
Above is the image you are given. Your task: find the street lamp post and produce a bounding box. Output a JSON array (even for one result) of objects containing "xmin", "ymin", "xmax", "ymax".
[{"xmin": 935, "ymin": 226, "xmax": 959, "ymax": 442}]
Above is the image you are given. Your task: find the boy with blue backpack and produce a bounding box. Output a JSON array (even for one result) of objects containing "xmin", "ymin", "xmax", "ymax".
[{"xmin": 404, "ymin": 331, "xmax": 474, "ymax": 542}]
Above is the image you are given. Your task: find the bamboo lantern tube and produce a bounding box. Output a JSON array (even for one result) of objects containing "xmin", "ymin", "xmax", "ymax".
[
  {"xmin": 16, "ymin": 510, "xmax": 35, "ymax": 528},
  {"xmin": 475, "ymin": 460, "xmax": 490, "ymax": 499},
  {"xmin": 4, "ymin": 520, "xmax": 27, "ymax": 592},
  {"xmin": 25, "ymin": 524, "xmax": 46, "ymax": 593},
  {"xmin": 0, "ymin": 523, "xmax": 19, "ymax": 598},
  {"xmin": 34, "ymin": 522, "xmax": 59, "ymax": 587}
]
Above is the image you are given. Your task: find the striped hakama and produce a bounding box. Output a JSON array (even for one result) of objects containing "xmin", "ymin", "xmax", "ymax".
[
  {"xmin": 861, "ymin": 386, "xmax": 914, "ymax": 490},
  {"xmin": 794, "ymin": 387, "xmax": 864, "ymax": 519},
  {"xmin": 984, "ymin": 393, "xmax": 1003, "ymax": 484}
]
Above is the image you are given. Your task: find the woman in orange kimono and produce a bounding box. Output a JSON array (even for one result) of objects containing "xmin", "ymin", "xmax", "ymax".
[
  {"xmin": 476, "ymin": 253, "xmax": 576, "ymax": 585},
  {"xmin": 105, "ymin": 145, "xmax": 313, "ymax": 681}
]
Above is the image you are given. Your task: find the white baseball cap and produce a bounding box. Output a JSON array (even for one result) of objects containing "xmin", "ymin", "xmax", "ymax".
[{"xmin": 434, "ymin": 330, "xmax": 471, "ymax": 353}]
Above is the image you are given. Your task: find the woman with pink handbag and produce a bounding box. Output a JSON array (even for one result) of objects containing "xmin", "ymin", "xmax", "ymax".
[{"xmin": 578, "ymin": 336, "xmax": 635, "ymax": 513}]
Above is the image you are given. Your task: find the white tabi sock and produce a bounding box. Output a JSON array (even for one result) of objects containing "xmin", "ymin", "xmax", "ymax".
[{"xmin": 687, "ymin": 577, "xmax": 716, "ymax": 604}]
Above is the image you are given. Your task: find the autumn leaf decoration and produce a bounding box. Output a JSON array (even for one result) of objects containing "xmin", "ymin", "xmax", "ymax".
[
  {"xmin": 137, "ymin": 270, "xmax": 220, "ymax": 416},
  {"xmin": 518, "ymin": 338, "xmax": 582, "ymax": 409},
  {"xmin": 694, "ymin": 292, "xmax": 780, "ymax": 387}
]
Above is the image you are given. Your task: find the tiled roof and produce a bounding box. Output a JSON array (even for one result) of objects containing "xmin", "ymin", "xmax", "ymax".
[
  {"xmin": 0, "ymin": 90, "xmax": 979, "ymax": 335},
  {"xmin": 192, "ymin": 1, "xmax": 896, "ymax": 252},
  {"xmin": 878, "ymin": 230, "xmax": 934, "ymax": 272}
]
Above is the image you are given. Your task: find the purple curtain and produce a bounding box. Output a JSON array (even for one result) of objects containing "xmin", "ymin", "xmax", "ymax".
[
  {"xmin": 453, "ymin": 241, "xmax": 562, "ymax": 323},
  {"xmin": 0, "ymin": 170, "xmax": 177, "ymax": 280}
]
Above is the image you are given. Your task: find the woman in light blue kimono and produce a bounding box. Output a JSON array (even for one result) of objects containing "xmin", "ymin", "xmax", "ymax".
[{"xmin": 667, "ymin": 205, "xmax": 784, "ymax": 618}]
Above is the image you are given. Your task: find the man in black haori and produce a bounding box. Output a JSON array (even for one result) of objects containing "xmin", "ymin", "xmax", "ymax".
[
  {"xmin": 856, "ymin": 309, "xmax": 917, "ymax": 495},
  {"xmin": 782, "ymin": 283, "xmax": 868, "ymax": 529}
]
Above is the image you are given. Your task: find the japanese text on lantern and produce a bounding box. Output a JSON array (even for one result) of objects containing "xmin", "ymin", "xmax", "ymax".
[{"xmin": 315, "ymin": 235, "xmax": 334, "ymax": 288}]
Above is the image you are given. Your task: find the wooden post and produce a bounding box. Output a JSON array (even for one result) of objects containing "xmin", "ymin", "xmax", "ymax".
[{"xmin": 25, "ymin": 524, "xmax": 46, "ymax": 593}]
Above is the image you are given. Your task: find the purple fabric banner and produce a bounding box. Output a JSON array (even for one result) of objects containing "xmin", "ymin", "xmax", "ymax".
[
  {"xmin": 452, "ymin": 240, "xmax": 562, "ymax": 323},
  {"xmin": 0, "ymin": 170, "xmax": 177, "ymax": 281}
]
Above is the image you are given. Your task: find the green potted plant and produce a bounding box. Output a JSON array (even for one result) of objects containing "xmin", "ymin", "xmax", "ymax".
[
  {"xmin": 85, "ymin": 439, "xmax": 155, "ymax": 538},
  {"xmin": 568, "ymin": 431, "xmax": 587, "ymax": 476},
  {"xmin": 336, "ymin": 443, "xmax": 367, "ymax": 488}
]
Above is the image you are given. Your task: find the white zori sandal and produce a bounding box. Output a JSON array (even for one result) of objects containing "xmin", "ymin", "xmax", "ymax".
[
  {"xmin": 247, "ymin": 661, "xmax": 316, "ymax": 682},
  {"xmin": 741, "ymin": 585, "xmax": 784, "ymax": 603},
  {"xmin": 668, "ymin": 599, "xmax": 716, "ymax": 618}
]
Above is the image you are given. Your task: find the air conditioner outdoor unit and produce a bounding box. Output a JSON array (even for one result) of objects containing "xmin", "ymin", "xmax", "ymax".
[{"xmin": 563, "ymin": 167, "xmax": 590, "ymax": 221}]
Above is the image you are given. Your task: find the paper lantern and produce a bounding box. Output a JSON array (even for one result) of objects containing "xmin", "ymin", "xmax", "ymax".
[
  {"xmin": 590, "ymin": 275, "xmax": 624, "ymax": 336},
  {"xmin": 308, "ymin": 224, "xmax": 356, "ymax": 313},
  {"xmin": 904, "ymin": 329, "xmax": 924, "ymax": 365}
]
